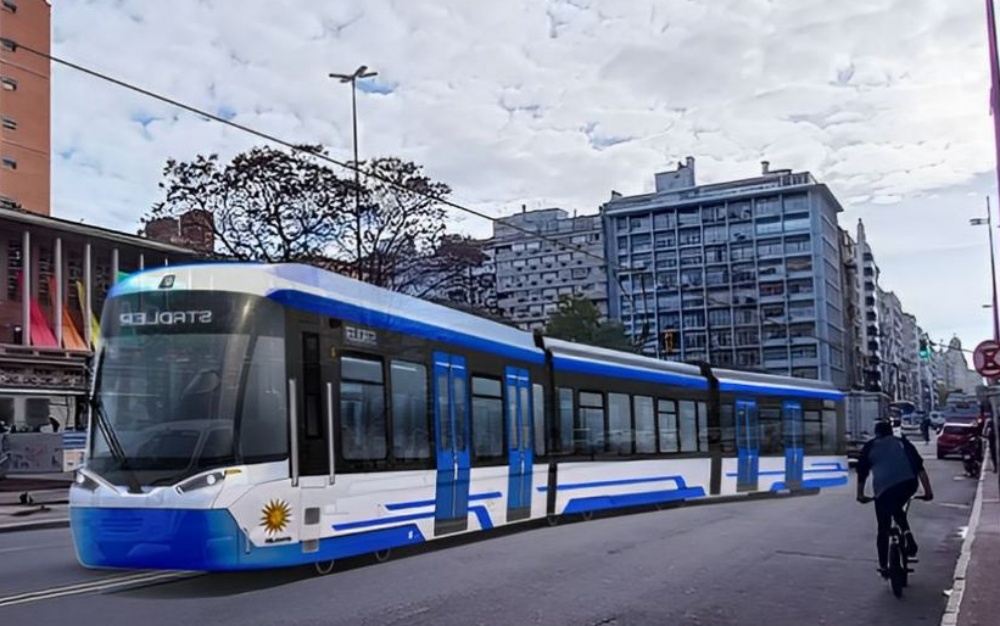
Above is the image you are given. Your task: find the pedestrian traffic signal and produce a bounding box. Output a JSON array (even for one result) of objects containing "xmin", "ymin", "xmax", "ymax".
[
  {"xmin": 919, "ymin": 338, "xmax": 930, "ymax": 360},
  {"xmin": 662, "ymin": 329, "xmax": 676, "ymax": 353}
]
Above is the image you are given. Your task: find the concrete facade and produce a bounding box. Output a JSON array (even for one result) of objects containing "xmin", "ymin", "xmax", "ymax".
[
  {"xmin": 854, "ymin": 220, "xmax": 883, "ymax": 393},
  {"xmin": 603, "ymin": 159, "xmax": 847, "ymax": 386},
  {"xmin": 490, "ymin": 207, "xmax": 606, "ymax": 331}
]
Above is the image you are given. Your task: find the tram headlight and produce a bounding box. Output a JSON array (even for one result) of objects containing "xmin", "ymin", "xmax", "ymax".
[
  {"xmin": 175, "ymin": 470, "xmax": 227, "ymax": 494},
  {"xmin": 74, "ymin": 469, "xmax": 101, "ymax": 492}
]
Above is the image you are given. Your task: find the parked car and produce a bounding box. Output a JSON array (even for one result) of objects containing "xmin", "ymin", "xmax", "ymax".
[
  {"xmin": 929, "ymin": 411, "xmax": 946, "ymax": 428},
  {"xmin": 937, "ymin": 422, "xmax": 980, "ymax": 459}
]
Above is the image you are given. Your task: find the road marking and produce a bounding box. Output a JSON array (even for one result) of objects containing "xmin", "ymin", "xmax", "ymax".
[
  {"xmin": 0, "ymin": 570, "xmax": 200, "ymax": 609},
  {"xmin": 0, "ymin": 542, "xmax": 70, "ymax": 555}
]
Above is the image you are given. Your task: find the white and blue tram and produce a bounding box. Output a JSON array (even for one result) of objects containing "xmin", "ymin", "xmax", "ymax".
[{"xmin": 70, "ymin": 263, "xmax": 847, "ymax": 571}]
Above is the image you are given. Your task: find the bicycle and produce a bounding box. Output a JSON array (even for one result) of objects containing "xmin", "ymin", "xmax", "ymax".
[{"xmin": 859, "ymin": 493, "xmax": 931, "ymax": 598}]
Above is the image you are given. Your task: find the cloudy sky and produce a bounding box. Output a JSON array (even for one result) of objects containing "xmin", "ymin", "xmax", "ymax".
[{"xmin": 48, "ymin": 0, "xmax": 999, "ymax": 359}]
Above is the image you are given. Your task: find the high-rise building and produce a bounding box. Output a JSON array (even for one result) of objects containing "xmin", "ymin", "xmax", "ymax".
[
  {"xmin": 603, "ymin": 159, "xmax": 847, "ymax": 386},
  {"xmin": 0, "ymin": 0, "xmax": 50, "ymax": 215},
  {"xmin": 854, "ymin": 219, "xmax": 882, "ymax": 392},
  {"xmin": 878, "ymin": 288, "xmax": 906, "ymax": 399},
  {"xmin": 490, "ymin": 207, "xmax": 606, "ymax": 331},
  {"xmin": 839, "ymin": 227, "xmax": 865, "ymax": 389}
]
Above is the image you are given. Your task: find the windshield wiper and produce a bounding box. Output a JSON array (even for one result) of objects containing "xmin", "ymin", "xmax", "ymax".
[{"xmin": 90, "ymin": 394, "xmax": 143, "ymax": 495}]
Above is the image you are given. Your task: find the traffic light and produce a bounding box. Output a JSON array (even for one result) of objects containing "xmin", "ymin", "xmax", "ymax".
[
  {"xmin": 662, "ymin": 329, "xmax": 676, "ymax": 353},
  {"xmin": 919, "ymin": 338, "xmax": 930, "ymax": 361}
]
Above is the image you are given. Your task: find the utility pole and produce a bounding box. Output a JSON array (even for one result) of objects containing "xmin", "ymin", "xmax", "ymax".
[{"xmin": 329, "ymin": 65, "xmax": 378, "ymax": 279}]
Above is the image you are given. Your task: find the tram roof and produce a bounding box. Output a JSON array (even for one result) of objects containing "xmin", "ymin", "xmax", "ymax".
[
  {"xmin": 110, "ymin": 262, "xmax": 545, "ymax": 364},
  {"xmin": 712, "ymin": 367, "xmax": 844, "ymax": 401}
]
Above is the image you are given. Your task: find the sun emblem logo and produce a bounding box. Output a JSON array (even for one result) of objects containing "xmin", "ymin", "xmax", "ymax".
[{"xmin": 260, "ymin": 499, "xmax": 291, "ymax": 535}]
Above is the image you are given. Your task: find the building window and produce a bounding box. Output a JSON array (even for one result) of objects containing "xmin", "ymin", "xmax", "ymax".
[
  {"xmin": 2, "ymin": 157, "xmax": 16, "ymax": 170},
  {"xmin": 0, "ymin": 77, "xmax": 16, "ymax": 91},
  {"xmin": 1, "ymin": 1, "xmax": 15, "ymax": 13},
  {"xmin": 1, "ymin": 117, "xmax": 15, "ymax": 130},
  {"xmin": 0, "ymin": 38, "xmax": 14, "ymax": 52}
]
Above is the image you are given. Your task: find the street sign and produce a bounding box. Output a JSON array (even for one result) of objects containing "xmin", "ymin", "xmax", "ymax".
[{"xmin": 973, "ymin": 340, "xmax": 1000, "ymax": 377}]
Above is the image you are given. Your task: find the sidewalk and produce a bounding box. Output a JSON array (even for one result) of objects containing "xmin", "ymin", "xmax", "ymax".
[
  {"xmin": 949, "ymin": 470, "xmax": 1000, "ymax": 626},
  {"xmin": 0, "ymin": 473, "xmax": 72, "ymax": 533}
]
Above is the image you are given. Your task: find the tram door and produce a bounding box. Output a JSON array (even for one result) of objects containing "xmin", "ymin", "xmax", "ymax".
[
  {"xmin": 505, "ymin": 367, "xmax": 533, "ymax": 523},
  {"xmin": 433, "ymin": 352, "xmax": 471, "ymax": 536},
  {"xmin": 289, "ymin": 326, "xmax": 336, "ymax": 552},
  {"xmin": 735, "ymin": 399, "xmax": 760, "ymax": 492},
  {"xmin": 782, "ymin": 401, "xmax": 804, "ymax": 490}
]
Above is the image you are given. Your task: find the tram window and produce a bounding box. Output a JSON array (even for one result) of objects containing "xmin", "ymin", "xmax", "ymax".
[
  {"xmin": 302, "ymin": 333, "xmax": 322, "ymax": 439},
  {"xmin": 533, "ymin": 384, "xmax": 546, "ymax": 456},
  {"xmin": 634, "ymin": 396, "xmax": 656, "ymax": 453},
  {"xmin": 578, "ymin": 392, "xmax": 604, "ymax": 453},
  {"xmin": 822, "ymin": 409, "xmax": 838, "ymax": 453},
  {"xmin": 437, "ymin": 373, "xmax": 451, "ymax": 450},
  {"xmin": 506, "ymin": 381, "xmax": 519, "ymax": 451},
  {"xmin": 391, "ymin": 361, "xmax": 430, "ymax": 461},
  {"xmin": 340, "ymin": 356, "xmax": 387, "ymax": 460},
  {"xmin": 803, "ymin": 409, "xmax": 822, "ymax": 451},
  {"xmin": 658, "ymin": 399, "xmax": 679, "ymax": 453},
  {"xmin": 519, "ymin": 385, "xmax": 531, "ymax": 453},
  {"xmin": 697, "ymin": 401, "xmax": 708, "ymax": 452},
  {"xmin": 759, "ymin": 406, "xmax": 782, "ymax": 454},
  {"xmin": 472, "ymin": 376, "xmax": 504, "ymax": 460},
  {"xmin": 608, "ymin": 393, "xmax": 632, "ymax": 455},
  {"xmin": 679, "ymin": 400, "xmax": 698, "ymax": 452},
  {"xmin": 719, "ymin": 402, "xmax": 736, "ymax": 454},
  {"xmin": 558, "ymin": 387, "xmax": 574, "ymax": 453},
  {"xmin": 454, "ymin": 375, "xmax": 468, "ymax": 452},
  {"xmin": 238, "ymin": 335, "xmax": 288, "ymax": 462}
]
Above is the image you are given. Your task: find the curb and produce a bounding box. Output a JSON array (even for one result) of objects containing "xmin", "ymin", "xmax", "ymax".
[
  {"xmin": 940, "ymin": 472, "xmax": 987, "ymax": 626},
  {"xmin": 0, "ymin": 518, "xmax": 70, "ymax": 535}
]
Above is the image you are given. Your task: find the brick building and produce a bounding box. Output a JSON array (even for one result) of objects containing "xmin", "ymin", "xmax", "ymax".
[{"xmin": 0, "ymin": 0, "xmax": 51, "ymax": 215}]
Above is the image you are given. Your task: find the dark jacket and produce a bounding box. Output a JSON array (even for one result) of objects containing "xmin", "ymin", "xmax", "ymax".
[{"xmin": 856, "ymin": 434, "xmax": 924, "ymax": 499}]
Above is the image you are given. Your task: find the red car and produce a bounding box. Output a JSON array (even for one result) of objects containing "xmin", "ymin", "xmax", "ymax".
[{"xmin": 937, "ymin": 422, "xmax": 980, "ymax": 459}]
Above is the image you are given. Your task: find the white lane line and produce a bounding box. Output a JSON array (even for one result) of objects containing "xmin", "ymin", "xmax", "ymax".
[
  {"xmin": 0, "ymin": 543, "xmax": 71, "ymax": 555},
  {"xmin": 0, "ymin": 570, "xmax": 200, "ymax": 609}
]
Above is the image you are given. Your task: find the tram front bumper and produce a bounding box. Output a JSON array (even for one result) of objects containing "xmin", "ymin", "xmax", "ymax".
[{"xmin": 70, "ymin": 507, "xmax": 244, "ymax": 571}]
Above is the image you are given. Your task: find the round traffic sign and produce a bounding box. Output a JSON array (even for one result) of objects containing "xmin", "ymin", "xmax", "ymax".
[{"xmin": 974, "ymin": 340, "xmax": 1000, "ymax": 377}]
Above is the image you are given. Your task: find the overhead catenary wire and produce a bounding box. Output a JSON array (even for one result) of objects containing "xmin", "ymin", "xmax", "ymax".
[{"xmin": 11, "ymin": 40, "xmax": 932, "ymax": 366}]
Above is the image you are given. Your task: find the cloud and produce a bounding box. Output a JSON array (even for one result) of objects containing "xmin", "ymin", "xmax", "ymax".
[{"xmin": 47, "ymin": 0, "xmax": 998, "ymax": 349}]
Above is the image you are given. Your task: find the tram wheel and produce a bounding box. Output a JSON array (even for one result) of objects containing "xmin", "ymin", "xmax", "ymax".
[
  {"xmin": 374, "ymin": 548, "xmax": 391, "ymax": 563},
  {"xmin": 546, "ymin": 514, "xmax": 560, "ymax": 527},
  {"xmin": 314, "ymin": 559, "xmax": 336, "ymax": 576},
  {"xmin": 581, "ymin": 511, "xmax": 594, "ymax": 521}
]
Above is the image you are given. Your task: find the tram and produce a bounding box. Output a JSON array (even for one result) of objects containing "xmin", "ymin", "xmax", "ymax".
[{"xmin": 69, "ymin": 263, "xmax": 847, "ymax": 571}]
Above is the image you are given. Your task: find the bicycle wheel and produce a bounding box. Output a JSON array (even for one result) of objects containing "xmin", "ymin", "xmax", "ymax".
[{"xmin": 888, "ymin": 543, "xmax": 904, "ymax": 598}]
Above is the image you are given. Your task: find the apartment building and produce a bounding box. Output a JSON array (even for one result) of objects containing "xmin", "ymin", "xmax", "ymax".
[
  {"xmin": 603, "ymin": 159, "xmax": 848, "ymax": 386},
  {"xmin": 490, "ymin": 207, "xmax": 606, "ymax": 330}
]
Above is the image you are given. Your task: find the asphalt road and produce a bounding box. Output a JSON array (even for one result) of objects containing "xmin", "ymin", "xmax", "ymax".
[{"xmin": 0, "ymin": 446, "xmax": 978, "ymax": 626}]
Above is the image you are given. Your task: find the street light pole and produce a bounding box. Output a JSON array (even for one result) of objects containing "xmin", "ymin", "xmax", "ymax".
[
  {"xmin": 970, "ymin": 197, "xmax": 1000, "ymax": 343},
  {"xmin": 329, "ymin": 65, "xmax": 377, "ymax": 279}
]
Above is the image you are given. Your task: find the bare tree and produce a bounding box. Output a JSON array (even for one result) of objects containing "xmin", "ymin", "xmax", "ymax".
[
  {"xmin": 145, "ymin": 145, "xmax": 353, "ymax": 263},
  {"xmin": 332, "ymin": 157, "xmax": 451, "ymax": 290}
]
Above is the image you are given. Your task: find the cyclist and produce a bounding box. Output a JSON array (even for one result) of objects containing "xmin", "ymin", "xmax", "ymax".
[{"xmin": 856, "ymin": 420, "xmax": 934, "ymax": 579}]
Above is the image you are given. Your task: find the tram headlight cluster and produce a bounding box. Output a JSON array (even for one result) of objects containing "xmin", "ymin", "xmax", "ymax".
[
  {"xmin": 175, "ymin": 470, "xmax": 227, "ymax": 494},
  {"xmin": 74, "ymin": 470, "xmax": 102, "ymax": 492}
]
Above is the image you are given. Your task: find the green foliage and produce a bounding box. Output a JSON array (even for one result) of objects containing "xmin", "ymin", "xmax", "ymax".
[{"xmin": 544, "ymin": 295, "xmax": 633, "ymax": 351}]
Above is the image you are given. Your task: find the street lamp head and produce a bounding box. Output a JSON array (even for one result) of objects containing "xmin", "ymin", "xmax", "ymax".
[
  {"xmin": 329, "ymin": 66, "xmax": 378, "ymax": 83},
  {"xmin": 971, "ymin": 217, "xmax": 988, "ymax": 226}
]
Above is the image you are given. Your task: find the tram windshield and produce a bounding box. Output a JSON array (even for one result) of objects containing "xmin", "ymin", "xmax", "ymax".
[{"xmin": 89, "ymin": 290, "xmax": 288, "ymax": 487}]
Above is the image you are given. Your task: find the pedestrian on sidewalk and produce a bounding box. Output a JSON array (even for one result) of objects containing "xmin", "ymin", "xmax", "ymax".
[{"xmin": 984, "ymin": 418, "xmax": 997, "ymax": 473}]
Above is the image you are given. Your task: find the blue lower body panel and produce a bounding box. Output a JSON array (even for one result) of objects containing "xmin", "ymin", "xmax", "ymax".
[{"xmin": 70, "ymin": 507, "xmax": 426, "ymax": 571}]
